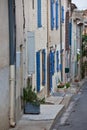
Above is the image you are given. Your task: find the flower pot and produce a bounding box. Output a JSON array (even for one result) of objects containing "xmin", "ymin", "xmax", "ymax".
[
  {"xmin": 57, "ymin": 88, "xmax": 67, "ymax": 93},
  {"xmin": 24, "ymin": 102, "xmax": 40, "ymax": 114}
]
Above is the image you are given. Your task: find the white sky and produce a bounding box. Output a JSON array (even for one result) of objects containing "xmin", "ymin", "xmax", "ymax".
[{"xmin": 72, "ymin": 0, "xmax": 87, "ymax": 10}]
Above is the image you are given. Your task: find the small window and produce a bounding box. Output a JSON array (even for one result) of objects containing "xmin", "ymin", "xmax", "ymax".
[{"xmin": 32, "ymin": 0, "xmax": 34, "ymax": 9}]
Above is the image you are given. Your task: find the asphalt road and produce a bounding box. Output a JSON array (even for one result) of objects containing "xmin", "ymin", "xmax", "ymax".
[{"xmin": 52, "ymin": 81, "xmax": 87, "ymax": 130}]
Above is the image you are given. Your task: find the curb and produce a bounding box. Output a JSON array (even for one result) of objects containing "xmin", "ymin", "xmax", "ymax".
[
  {"xmin": 50, "ymin": 78, "xmax": 87, "ymax": 130},
  {"xmin": 49, "ymin": 104, "xmax": 65, "ymax": 130}
]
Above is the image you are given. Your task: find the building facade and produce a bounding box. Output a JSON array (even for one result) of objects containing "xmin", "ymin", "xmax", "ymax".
[{"xmin": 0, "ymin": 0, "xmax": 9, "ymax": 130}]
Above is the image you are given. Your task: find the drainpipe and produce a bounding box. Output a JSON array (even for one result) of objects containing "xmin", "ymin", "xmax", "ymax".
[
  {"xmin": 47, "ymin": 0, "xmax": 50, "ymax": 96},
  {"xmin": 8, "ymin": 0, "xmax": 16, "ymax": 127},
  {"xmin": 59, "ymin": 0, "xmax": 63, "ymax": 81}
]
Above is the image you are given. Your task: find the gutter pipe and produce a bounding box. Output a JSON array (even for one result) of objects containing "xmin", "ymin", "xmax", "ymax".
[
  {"xmin": 8, "ymin": 0, "xmax": 16, "ymax": 127},
  {"xmin": 47, "ymin": 0, "xmax": 50, "ymax": 96},
  {"xmin": 59, "ymin": 0, "xmax": 63, "ymax": 81}
]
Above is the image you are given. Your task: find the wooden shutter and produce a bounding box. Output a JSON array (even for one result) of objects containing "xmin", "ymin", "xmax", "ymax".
[
  {"xmin": 36, "ymin": 51, "xmax": 40, "ymax": 92},
  {"xmin": 37, "ymin": 0, "xmax": 42, "ymax": 27}
]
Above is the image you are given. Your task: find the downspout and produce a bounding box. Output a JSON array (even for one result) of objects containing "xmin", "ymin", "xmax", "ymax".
[
  {"xmin": 47, "ymin": 0, "xmax": 50, "ymax": 96},
  {"xmin": 59, "ymin": 0, "xmax": 63, "ymax": 81},
  {"xmin": 8, "ymin": 0, "xmax": 16, "ymax": 127}
]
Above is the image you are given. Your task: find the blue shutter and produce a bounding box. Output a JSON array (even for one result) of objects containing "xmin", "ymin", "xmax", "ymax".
[
  {"xmin": 50, "ymin": 51, "xmax": 53, "ymax": 91},
  {"xmin": 37, "ymin": 0, "xmax": 42, "ymax": 28},
  {"xmin": 51, "ymin": 0, "xmax": 54, "ymax": 30},
  {"xmin": 56, "ymin": 0, "xmax": 58, "ymax": 29},
  {"xmin": 62, "ymin": 6, "xmax": 64, "ymax": 23},
  {"xmin": 36, "ymin": 51, "xmax": 40, "ymax": 92},
  {"xmin": 56, "ymin": 51, "xmax": 59, "ymax": 72},
  {"xmin": 52, "ymin": 51, "xmax": 55, "ymax": 74},
  {"xmin": 42, "ymin": 49, "xmax": 46, "ymax": 86},
  {"xmin": 49, "ymin": 51, "xmax": 55, "ymax": 91}
]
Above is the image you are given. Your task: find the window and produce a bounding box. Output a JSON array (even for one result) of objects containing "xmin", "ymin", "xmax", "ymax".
[
  {"xmin": 62, "ymin": 6, "xmax": 64, "ymax": 23},
  {"xmin": 37, "ymin": 0, "xmax": 42, "ymax": 28},
  {"xmin": 50, "ymin": 0, "xmax": 59, "ymax": 30}
]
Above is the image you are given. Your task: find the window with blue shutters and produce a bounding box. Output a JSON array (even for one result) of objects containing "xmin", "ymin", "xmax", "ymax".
[
  {"xmin": 56, "ymin": 0, "xmax": 58, "ymax": 29},
  {"xmin": 51, "ymin": 0, "xmax": 59, "ymax": 30},
  {"xmin": 37, "ymin": 0, "xmax": 42, "ymax": 28},
  {"xmin": 36, "ymin": 51, "xmax": 40, "ymax": 92},
  {"xmin": 56, "ymin": 51, "xmax": 59, "ymax": 72},
  {"xmin": 62, "ymin": 6, "xmax": 64, "ymax": 23},
  {"xmin": 51, "ymin": 0, "xmax": 54, "ymax": 30},
  {"xmin": 42, "ymin": 49, "xmax": 46, "ymax": 86}
]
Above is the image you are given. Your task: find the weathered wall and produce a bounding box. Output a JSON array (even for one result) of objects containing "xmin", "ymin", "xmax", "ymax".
[
  {"xmin": 0, "ymin": 0, "xmax": 9, "ymax": 130},
  {"xmin": 24, "ymin": 0, "xmax": 47, "ymax": 91},
  {"xmin": 15, "ymin": 0, "xmax": 24, "ymax": 122}
]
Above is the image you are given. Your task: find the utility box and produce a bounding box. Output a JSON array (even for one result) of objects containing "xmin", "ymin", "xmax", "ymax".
[{"xmin": 65, "ymin": 68, "xmax": 69, "ymax": 73}]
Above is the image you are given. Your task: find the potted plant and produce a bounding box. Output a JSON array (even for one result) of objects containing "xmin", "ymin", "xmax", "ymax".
[
  {"xmin": 65, "ymin": 82, "xmax": 70, "ymax": 88},
  {"xmin": 22, "ymin": 79, "xmax": 45, "ymax": 114},
  {"xmin": 57, "ymin": 81, "xmax": 66, "ymax": 92}
]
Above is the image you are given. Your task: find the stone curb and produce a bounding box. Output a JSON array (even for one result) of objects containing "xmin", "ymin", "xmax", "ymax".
[{"xmin": 50, "ymin": 78, "xmax": 87, "ymax": 130}]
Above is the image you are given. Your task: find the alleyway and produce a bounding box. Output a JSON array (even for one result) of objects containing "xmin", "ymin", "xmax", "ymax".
[{"xmin": 52, "ymin": 81, "xmax": 87, "ymax": 130}]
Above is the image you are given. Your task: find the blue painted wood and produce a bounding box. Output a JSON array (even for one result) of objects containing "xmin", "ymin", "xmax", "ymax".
[
  {"xmin": 49, "ymin": 51, "xmax": 55, "ymax": 91},
  {"xmin": 36, "ymin": 51, "xmax": 40, "ymax": 92},
  {"xmin": 50, "ymin": 51, "xmax": 52, "ymax": 91},
  {"xmin": 51, "ymin": 0, "xmax": 54, "ymax": 30},
  {"xmin": 56, "ymin": 0, "xmax": 58, "ymax": 29},
  {"xmin": 62, "ymin": 6, "xmax": 64, "ymax": 23},
  {"xmin": 42, "ymin": 49, "xmax": 46, "ymax": 86},
  {"xmin": 56, "ymin": 51, "xmax": 59, "ymax": 72},
  {"xmin": 37, "ymin": 0, "xmax": 42, "ymax": 27}
]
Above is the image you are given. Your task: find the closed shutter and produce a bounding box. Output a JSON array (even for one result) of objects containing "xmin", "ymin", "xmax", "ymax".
[
  {"xmin": 56, "ymin": 0, "xmax": 58, "ymax": 29},
  {"xmin": 49, "ymin": 51, "xmax": 55, "ymax": 91},
  {"xmin": 37, "ymin": 0, "xmax": 42, "ymax": 28},
  {"xmin": 27, "ymin": 32, "xmax": 35, "ymax": 74},
  {"xmin": 36, "ymin": 51, "xmax": 40, "ymax": 92},
  {"xmin": 62, "ymin": 6, "xmax": 64, "ymax": 23},
  {"xmin": 42, "ymin": 49, "xmax": 46, "ymax": 86},
  {"xmin": 51, "ymin": 0, "xmax": 54, "ymax": 30},
  {"xmin": 56, "ymin": 51, "xmax": 59, "ymax": 72}
]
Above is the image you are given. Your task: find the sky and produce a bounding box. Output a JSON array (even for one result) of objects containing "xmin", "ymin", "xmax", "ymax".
[{"xmin": 72, "ymin": 0, "xmax": 87, "ymax": 10}]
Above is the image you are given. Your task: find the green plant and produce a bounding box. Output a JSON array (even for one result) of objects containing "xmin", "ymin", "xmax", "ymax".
[
  {"xmin": 57, "ymin": 82, "xmax": 65, "ymax": 88},
  {"xmin": 65, "ymin": 82, "xmax": 70, "ymax": 88},
  {"xmin": 22, "ymin": 79, "xmax": 45, "ymax": 106}
]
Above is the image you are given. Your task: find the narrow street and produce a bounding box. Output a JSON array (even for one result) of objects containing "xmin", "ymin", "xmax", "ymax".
[{"xmin": 52, "ymin": 81, "xmax": 87, "ymax": 130}]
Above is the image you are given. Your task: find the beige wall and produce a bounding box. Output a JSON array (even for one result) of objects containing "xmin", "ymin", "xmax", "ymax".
[
  {"xmin": 0, "ymin": 0, "xmax": 9, "ymax": 130},
  {"xmin": 0, "ymin": 0, "xmax": 9, "ymax": 68},
  {"xmin": 15, "ymin": 0, "xmax": 24, "ymax": 121},
  {"xmin": 24, "ymin": 0, "xmax": 47, "ymax": 90}
]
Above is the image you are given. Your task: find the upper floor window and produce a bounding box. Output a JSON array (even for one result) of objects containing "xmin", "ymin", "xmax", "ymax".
[
  {"xmin": 62, "ymin": 6, "xmax": 64, "ymax": 23},
  {"xmin": 50, "ymin": 0, "xmax": 59, "ymax": 30},
  {"xmin": 37, "ymin": 0, "xmax": 42, "ymax": 28}
]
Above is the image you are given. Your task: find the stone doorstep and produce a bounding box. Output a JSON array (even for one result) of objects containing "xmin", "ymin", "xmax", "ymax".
[{"xmin": 45, "ymin": 96, "xmax": 64, "ymax": 105}]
